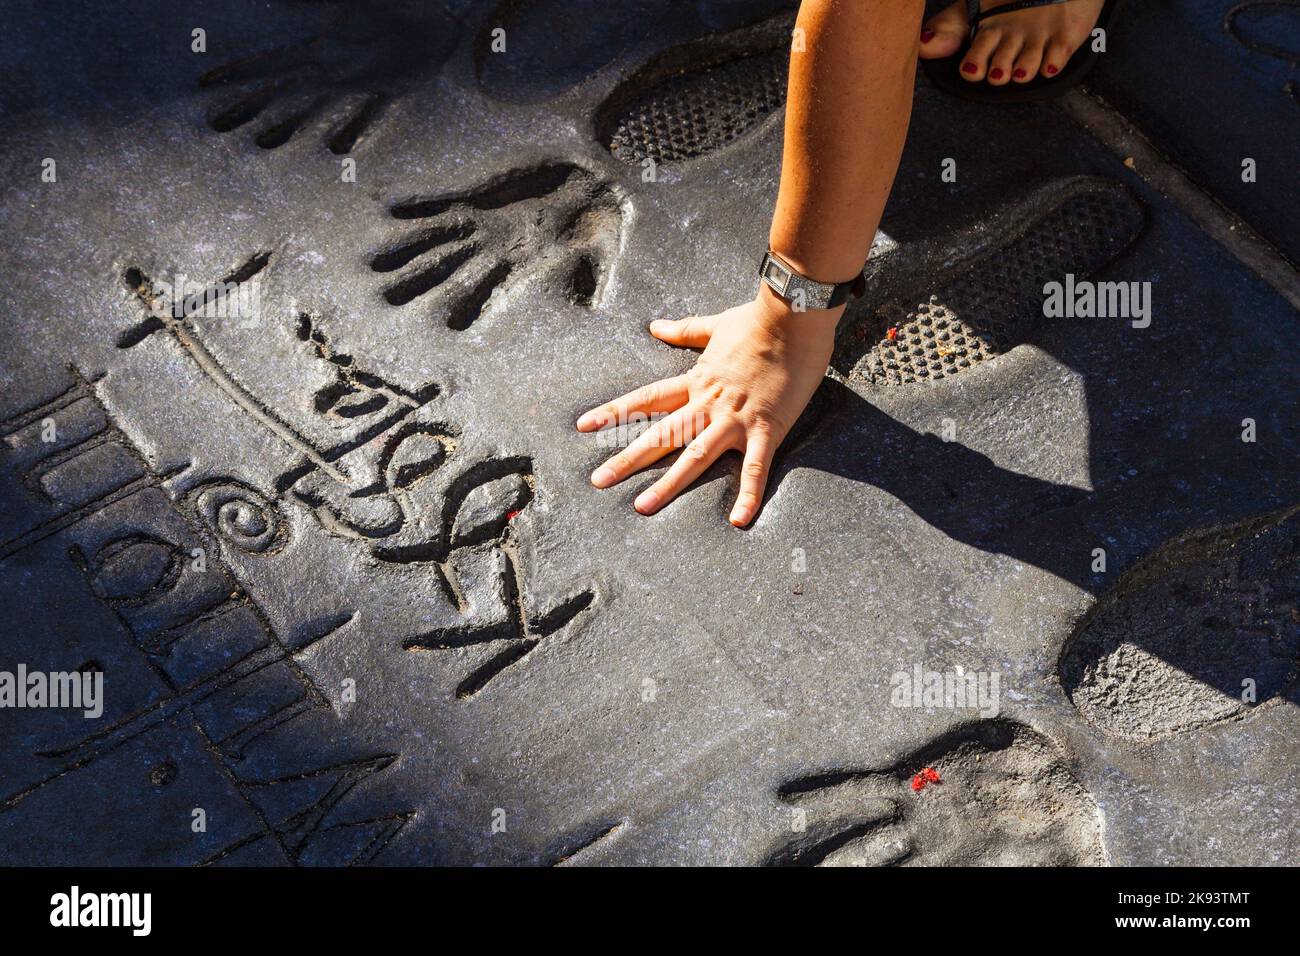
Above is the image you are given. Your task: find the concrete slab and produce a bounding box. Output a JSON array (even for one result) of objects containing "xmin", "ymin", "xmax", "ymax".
[
  {"xmin": 0, "ymin": 0, "xmax": 1296, "ymax": 865},
  {"xmin": 1088, "ymin": 0, "xmax": 1300, "ymax": 263}
]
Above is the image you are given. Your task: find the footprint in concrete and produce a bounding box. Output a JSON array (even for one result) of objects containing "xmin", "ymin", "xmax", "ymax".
[
  {"xmin": 371, "ymin": 163, "xmax": 624, "ymax": 328},
  {"xmin": 1224, "ymin": 1, "xmax": 1300, "ymax": 66},
  {"xmin": 594, "ymin": 10, "xmax": 796, "ymax": 166},
  {"xmin": 833, "ymin": 177, "xmax": 1145, "ymax": 386},
  {"xmin": 474, "ymin": 0, "xmax": 795, "ymax": 104},
  {"xmin": 197, "ymin": 8, "xmax": 457, "ymax": 153},
  {"xmin": 1060, "ymin": 507, "xmax": 1300, "ymax": 740},
  {"xmin": 766, "ymin": 719, "xmax": 1104, "ymax": 866}
]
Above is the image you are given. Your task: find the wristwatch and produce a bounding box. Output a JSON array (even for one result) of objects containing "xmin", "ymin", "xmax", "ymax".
[{"xmin": 758, "ymin": 249, "xmax": 866, "ymax": 310}]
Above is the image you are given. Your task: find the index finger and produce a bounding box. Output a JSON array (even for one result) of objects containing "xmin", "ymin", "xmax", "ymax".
[{"xmin": 576, "ymin": 375, "xmax": 689, "ymax": 432}]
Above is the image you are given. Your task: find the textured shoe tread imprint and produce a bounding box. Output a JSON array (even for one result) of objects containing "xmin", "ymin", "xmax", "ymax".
[
  {"xmin": 1060, "ymin": 507, "xmax": 1300, "ymax": 740},
  {"xmin": 605, "ymin": 50, "xmax": 788, "ymax": 164},
  {"xmin": 595, "ymin": 14, "xmax": 795, "ymax": 165},
  {"xmin": 766, "ymin": 720, "xmax": 1105, "ymax": 867},
  {"xmin": 842, "ymin": 184, "xmax": 1145, "ymax": 386}
]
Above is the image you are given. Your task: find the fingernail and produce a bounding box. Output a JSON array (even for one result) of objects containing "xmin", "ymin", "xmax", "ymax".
[
  {"xmin": 962, "ymin": 62, "xmax": 977, "ymax": 74},
  {"xmin": 591, "ymin": 466, "xmax": 616, "ymax": 488},
  {"xmin": 730, "ymin": 504, "xmax": 752, "ymax": 527},
  {"xmin": 920, "ymin": 28, "xmax": 935, "ymax": 42},
  {"xmin": 1013, "ymin": 67, "xmax": 1027, "ymax": 79},
  {"xmin": 649, "ymin": 319, "xmax": 671, "ymax": 334},
  {"xmin": 576, "ymin": 412, "xmax": 594, "ymax": 431},
  {"xmin": 1045, "ymin": 63, "xmax": 1059, "ymax": 75},
  {"xmin": 989, "ymin": 67, "xmax": 1003, "ymax": 80},
  {"xmin": 634, "ymin": 490, "xmax": 660, "ymax": 514}
]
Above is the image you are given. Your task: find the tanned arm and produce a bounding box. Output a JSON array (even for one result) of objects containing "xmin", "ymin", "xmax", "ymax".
[{"xmin": 579, "ymin": 0, "xmax": 924, "ymax": 526}]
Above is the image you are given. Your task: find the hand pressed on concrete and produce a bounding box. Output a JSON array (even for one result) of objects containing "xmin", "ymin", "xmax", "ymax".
[{"xmin": 577, "ymin": 287, "xmax": 840, "ymax": 527}]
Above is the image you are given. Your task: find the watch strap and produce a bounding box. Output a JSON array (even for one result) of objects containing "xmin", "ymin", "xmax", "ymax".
[{"xmin": 758, "ymin": 250, "xmax": 865, "ymax": 310}]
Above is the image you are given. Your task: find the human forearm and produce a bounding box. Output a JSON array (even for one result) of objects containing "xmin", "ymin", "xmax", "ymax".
[
  {"xmin": 769, "ymin": 0, "xmax": 924, "ymax": 284},
  {"xmin": 579, "ymin": 0, "xmax": 924, "ymax": 527}
]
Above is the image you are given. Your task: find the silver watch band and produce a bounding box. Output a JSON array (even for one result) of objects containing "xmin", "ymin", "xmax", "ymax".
[{"xmin": 758, "ymin": 250, "xmax": 862, "ymax": 310}]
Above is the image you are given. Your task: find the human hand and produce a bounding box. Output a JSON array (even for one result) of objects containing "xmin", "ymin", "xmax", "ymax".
[{"xmin": 577, "ymin": 286, "xmax": 841, "ymax": 526}]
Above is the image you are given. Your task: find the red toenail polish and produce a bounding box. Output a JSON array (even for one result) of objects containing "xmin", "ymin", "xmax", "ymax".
[
  {"xmin": 1045, "ymin": 64, "xmax": 1059, "ymax": 75},
  {"xmin": 1013, "ymin": 68, "xmax": 1027, "ymax": 78},
  {"xmin": 962, "ymin": 62, "xmax": 977, "ymax": 74},
  {"xmin": 921, "ymin": 28, "xmax": 935, "ymax": 42},
  {"xmin": 990, "ymin": 68, "xmax": 1004, "ymax": 79}
]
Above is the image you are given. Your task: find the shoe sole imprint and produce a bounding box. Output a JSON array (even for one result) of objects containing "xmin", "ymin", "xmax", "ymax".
[
  {"xmin": 766, "ymin": 718, "xmax": 1105, "ymax": 866},
  {"xmin": 834, "ymin": 177, "xmax": 1146, "ymax": 386},
  {"xmin": 594, "ymin": 11, "xmax": 796, "ymax": 166},
  {"xmin": 1059, "ymin": 506, "xmax": 1300, "ymax": 740},
  {"xmin": 1224, "ymin": 1, "xmax": 1300, "ymax": 64}
]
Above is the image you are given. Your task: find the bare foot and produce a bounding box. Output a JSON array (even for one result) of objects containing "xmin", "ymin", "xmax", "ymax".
[{"xmin": 919, "ymin": 0, "xmax": 1107, "ymax": 86}]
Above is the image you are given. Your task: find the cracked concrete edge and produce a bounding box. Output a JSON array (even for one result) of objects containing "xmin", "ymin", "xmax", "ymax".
[{"xmin": 1059, "ymin": 87, "xmax": 1300, "ymax": 313}]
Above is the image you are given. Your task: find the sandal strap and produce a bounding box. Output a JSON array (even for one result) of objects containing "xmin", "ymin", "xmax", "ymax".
[{"xmin": 968, "ymin": 0, "xmax": 1075, "ymax": 29}]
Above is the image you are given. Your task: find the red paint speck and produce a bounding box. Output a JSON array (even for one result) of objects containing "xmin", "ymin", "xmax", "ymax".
[
  {"xmin": 886, "ymin": 327, "xmax": 899, "ymax": 341},
  {"xmin": 506, "ymin": 509, "xmax": 521, "ymax": 521},
  {"xmin": 911, "ymin": 767, "xmax": 941, "ymax": 792}
]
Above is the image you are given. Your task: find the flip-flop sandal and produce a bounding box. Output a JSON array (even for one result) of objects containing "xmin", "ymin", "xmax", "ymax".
[{"xmin": 921, "ymin": 0, "xmax": 1127, "ymax": 104}]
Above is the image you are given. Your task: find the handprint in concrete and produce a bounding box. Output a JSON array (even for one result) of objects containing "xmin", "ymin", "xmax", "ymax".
[{"xmin": 371, "ymin": 163, "xmax": 625, "ymax": 328}]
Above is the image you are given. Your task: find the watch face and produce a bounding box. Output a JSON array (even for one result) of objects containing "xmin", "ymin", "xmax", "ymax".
[{"xmin": 763, "ymin": 256, "xmax": 792, "ymax": 294}]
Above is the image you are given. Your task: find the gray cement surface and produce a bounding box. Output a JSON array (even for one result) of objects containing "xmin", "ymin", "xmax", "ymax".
[
  {"xmin": 0, "ymin": 0, "xmax": 1297, "ymax": 866},
  {"xmin": 1088, "ymin": 0, "xmax": 1300, "ymax": 264}
]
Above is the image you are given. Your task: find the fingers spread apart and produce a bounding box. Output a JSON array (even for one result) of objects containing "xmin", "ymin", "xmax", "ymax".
[
  {"xmin": 576, "ymin": 375, "xmax": 688, "ymax": 433},
  {"xmin": 633, "ymin": 419, "xmax": 743, "ymax": 515},
  {"xmin": 589, "ymin": 406, "xmax": 707, "ymax": 490}
]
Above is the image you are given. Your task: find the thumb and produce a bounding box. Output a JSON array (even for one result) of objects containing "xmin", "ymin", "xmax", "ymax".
[{"xmin": 649, "ymin": 314, "xmax": 718, "ymax": 348}]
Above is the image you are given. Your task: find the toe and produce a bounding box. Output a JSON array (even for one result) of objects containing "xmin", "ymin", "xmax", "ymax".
[
  {"xmin": 919, "ymin": 2, "xmax": 969, "ymax": 60},
  {"xmin": 960, "ymin": 28, "xmax": 1001, "ymax": 82},
  {"xmin": 1041, "ymin": 37, "xmax": 1079, "ymax": 79},
  {"xmin": 1012, "ymin": 39, "xmax": 1046, "ymax": 82},
  {"xmin": 986, "ymin": 35, "xmax": 1023, "ymax": 85}
]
